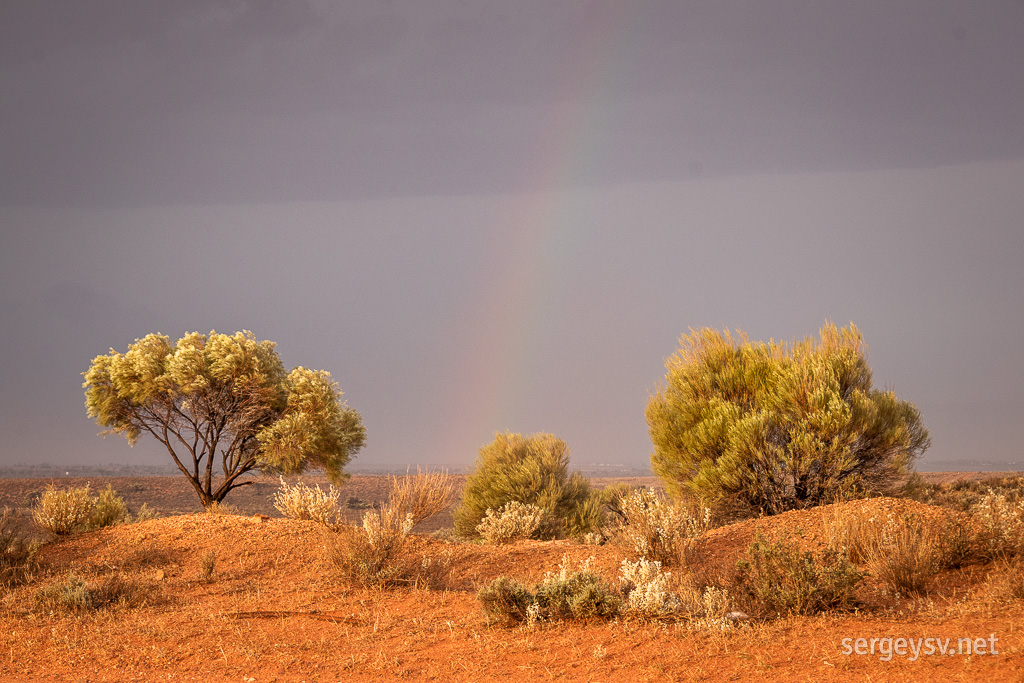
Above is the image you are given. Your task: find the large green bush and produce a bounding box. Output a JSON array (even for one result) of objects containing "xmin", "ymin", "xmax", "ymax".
[
  {"xmin": 646, "ymin": 322, "xmax": 930, "ymax": 515},
  {"xmin": 453, "ymin": 432, "xmax": 598, "ymax": 539}
]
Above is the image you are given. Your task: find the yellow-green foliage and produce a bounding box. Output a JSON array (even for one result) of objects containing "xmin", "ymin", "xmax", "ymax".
[
  {"xmin": 83, "ymin": 330, "xmax": 366, "ymax": 507},
  {"xmin": 453, "ymin": 432, "xmax": 597, "ymax": 539},
  {"xmin": 89, "ymin": 484, "xmax": 130, "ymax": 529},
  {"xmin": 646, "ymin": 322, "xmax": 930, "ymax": 515},
  {"xmin": 734, "ymin": 533, "xmax": 864, "ymax": 616}
]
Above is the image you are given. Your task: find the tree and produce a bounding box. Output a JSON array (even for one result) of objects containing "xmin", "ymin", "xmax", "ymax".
[
  {"xmin": 83, "ymin": 330, "xmax": 366, "ymax": 507},
  {"xmin": 453, "ymin": 432, "xmax": 598, "ymax": 539},
  {"xmin": 645, "ymin": 322, "xmax": 929, "ymax": 515}
]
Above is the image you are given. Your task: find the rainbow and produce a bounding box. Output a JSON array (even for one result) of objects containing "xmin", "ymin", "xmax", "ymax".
[{"xmin": 439, "ymin": 5, "xmax": 639, "ymax": 461}]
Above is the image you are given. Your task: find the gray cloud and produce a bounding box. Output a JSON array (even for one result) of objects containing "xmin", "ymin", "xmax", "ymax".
[{"xmin": 2, "ymin": 1, "xmax": 1023, "ymax": 207}]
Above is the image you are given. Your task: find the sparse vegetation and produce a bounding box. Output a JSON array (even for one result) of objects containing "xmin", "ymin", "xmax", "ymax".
[
  {"xmin": 970, "ymin": 487, "xmax": 1024, "ymax": 560},
  {"xmin": 273, "ymin": 477, "xmax": 340, "ymax": 524},
  {"xmin": 89, "ymin": 484, "xmax": 131, "ymax": 529},
  {"xmin": 200, "ymin": 550, "xmax": 217, "ymax": 582},
  {"xmin": 0, "ymin": 508, "xmax": 36, "ymax": 587},
  {"xmin": 734, "ymin": 532, "xmax": 864, "ymax": 616},
  {"xmin": 646, "ymin": 323, "xmax": 930, "ymax": 516},
  {"xmin": 478, "ymin": 557, "xmax": 620, "ymax": 626},
  {"xmin": 615, "ymin": 488, "xmax": 712, "ymax": 566},
  {"xmin": 0, "ymin": 471, "xmax": 1021, "ymax": 680},
  {"xmin": 34, "ymin": 573, "xmax": 160, "ymax": 612},
  {"xmin": 385, "ymin": 468, "xmax": 456, "ymax": 530},
  {"xmin": 453, "ymin": 432, "xmax": 599, "ymax": 539},
  {"xmin": 32, "ymin": 484, "xmax": 96, "ymax": 536},
  {"xmin": 476, "ymin": 501, "xmax": 546, "ymax": 544}
]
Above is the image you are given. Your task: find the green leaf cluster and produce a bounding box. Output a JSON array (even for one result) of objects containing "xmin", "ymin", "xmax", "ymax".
[
  {"xmin": 453, "ymin": 432, "xmax": 597, "ymax": 539},
  {"xmin": 83, "ymin": 330, "xmax": 365, "ymax": 506},
  {"xmin": 646, "ymin": 322, "xmax": 930, "ymax": 515}
]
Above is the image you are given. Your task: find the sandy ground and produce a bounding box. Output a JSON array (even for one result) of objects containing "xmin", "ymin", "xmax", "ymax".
[{"xmin": 0, "ymin": 474, "xmax": 1021, "ymax": 681}]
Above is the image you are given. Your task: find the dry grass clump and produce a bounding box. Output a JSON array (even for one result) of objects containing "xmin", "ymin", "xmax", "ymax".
[
  {"xmin": 203, "ymin": 501, "xmax": 240, "ymax": 516},
  {"xmin": 971, "ymin": 488, "xmax": 1024, "ymax": 560},
  {"xmin": 328, "ymin": 471, "xmax": 458, "ymax": 588},
  {"xmin": 619, "ymin": 557, "xmax": 681, "ymax": 618},
  {"xmin": 329, "ymin": 506, "xmax": 452, "ymax": 589},
  {"xmin": 476, "ymin": 501, "xmax": 546, "ymax": 544},
  {"xmin": 199, "ymin": 550, "xmax": 217, "ymax": 582},
  {"xmin": 0, "ymin": 508, "xmax": 37, "ymax": 588},
  {"xmin": 616, "ymin": 488, "xmax": 712, "ymax": 566},
  {"xmin": 386, "ymin": 469, "xmax": 456, "ymax": 530},
  {"xmin": 734, "ymin": 533, "xmax": 864, "ymax": 616},
  {"xmin": 272, "ymin": 477, "xmax": 341, "ymax": 524},
  {"xmin": 33, "ymin": 573, "xmax": 161, "ymax": 613},
  {"xmin": 831, "ymin": 510, "xmax": 947, "ymax": 596},
  {"xmin": 33, "ymin": 485, "xmax": 96, "ymax": 536},
  {"xmin": 32, "ymin": 484, "xmax": 138, "ymax": 536},
  {"xmin": 866, "ymin": 515, "xmax": 942, "ymax": 596},
  {"xmin": 987, "ymin": 557, "xmax": 1024, "ymax": 601}
]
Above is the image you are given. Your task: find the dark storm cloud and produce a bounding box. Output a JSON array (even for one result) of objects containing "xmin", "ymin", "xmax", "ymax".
[{"xmin": 2, "ymin": 1, "xmax": 1023, "ymax": 207}]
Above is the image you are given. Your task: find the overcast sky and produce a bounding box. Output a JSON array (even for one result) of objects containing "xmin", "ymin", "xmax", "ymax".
[{"xmin": 2, "ymin": 1, "xmax": 1023, "ymax": 473}]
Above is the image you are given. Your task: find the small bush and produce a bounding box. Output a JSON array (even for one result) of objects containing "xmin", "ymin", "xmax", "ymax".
[
  {"xmin": 89, "ymin": 484, "xmax": 130, "ymax": 529},
  {"xmin": 865, "ymin": 515, "xmax": 941, "ymax": 597},
  {"xmin": 676, "ymin": 581, "xmax": 736, "ymax": 630},
  {"xmin": 617, "ymin": 488, "xmax": 711, "ymax": 566},
  {"xmin": 329, "ymin": 518, "xmax": 453, "ymax": 590},
  {"xmin": 330, "ymin": 524, "xmax": 410, "ymax": 588},
  {"xmin": 619, "ymin": 557, "xmax": 682, "ymax": 618},
  {"xmin": 535, "ymin": 557, "xmax": 620, "ymax": 621},
  {"xmin": 34, "ymin": 574, "xmax": 93, "ymax": 612},
  {"xmin": 478, "ymin": 576, "xmax": 536, "ymax": 626},
  {"xmin": 386, "ymin": 469, "xmax": 456, "ymax": 530},
  {"xmin": 734, "ymin": 533, "xmax": 864, "ymax": 616},
  {"xmin": 477, "ymin": 558, "xmax": 620, "ymax": 626},
  {"xmin": 273, "ymin": 477, "xmax": 340, "ymax": 524},
  {"xmin": 35, "ymin": 573, "xmax": 159, "ymax": 612},
  {"xmin": 362, "ymin": 506, "xmax": 414, "ymax": 553},
  {"xmin": 453, "ymin": 432, "xmax": 595, "ymax": 539},
  {"xmin": 937, "ymin": 515, "xmax": 981, "ymax": 569},
  {"xmin": 33, "ymin": 485, "xmax": 95, "ymax": 536},
  {"xmin": 133, "ymin": 503, "xmax": 158, "ymax": 523},
  {"xmin": 970, "ymin": 488, "xmax": 1024, "ymax": 560},
  {"xmin": 831, "ymin": 510, "xmax": 948, "ymax": 596},
  {"xmin": 476, "ymin": 502, "xmax": 545, "ymax": 544}
]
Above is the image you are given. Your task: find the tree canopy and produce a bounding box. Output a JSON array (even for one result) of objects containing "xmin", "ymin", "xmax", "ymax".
[
  {"xmin": 83, "ymin": 330, "xmax": 365, "ymax": 506},
  {"xmin": 645, "ymin": 322, "xmax": 930, "ymax": 515}
]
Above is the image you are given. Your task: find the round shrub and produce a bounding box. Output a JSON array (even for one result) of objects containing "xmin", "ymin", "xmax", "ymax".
[{"xmin": 453, "ymin": 432, "xmax": 596, "ymax": 539}]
